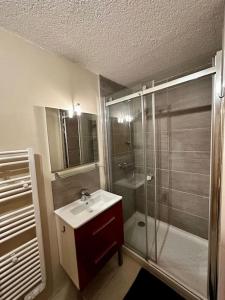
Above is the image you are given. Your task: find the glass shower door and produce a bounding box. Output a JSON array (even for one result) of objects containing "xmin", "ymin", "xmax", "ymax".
[
  {"xmin": 144, "ymin": 94, "xmax": 158, "ymax": 262},
  {"xmin": 107, "ymin": 96, "xmax": 156, "ymax": 259},
  {"xmin": 145, "ymin": 76, "xmax": 212, "ymax": 298},
  {"xmin": 105, "ymin": 61, "xmax": 219, "ymax": 299}
]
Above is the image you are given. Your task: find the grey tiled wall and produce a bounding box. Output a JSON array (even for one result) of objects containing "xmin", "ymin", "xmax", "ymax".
[
  {"xmin": 52, "ymin": 168, "xmax": 100, "ymax": 210},
  {"xmin": 105, "ymin": 74, "xmax": 211, "ymax": 239},
  {"xmin": 100, "ymin": 76, "xmax": 137, "ymax": 222},
  {"xmin": 111, "ymin": 116, "xmax": 135, "ymax": 220},
  {"xmin": 99, "ymin": 75, "xmax": 125, "ymax": 98},
  {"xmin": 134, "ymin": 77, "xmax": 211, "ymax": 239}
]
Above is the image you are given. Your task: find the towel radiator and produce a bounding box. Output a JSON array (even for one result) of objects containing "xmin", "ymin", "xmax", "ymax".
[{"xmin": 0, "ymin": 149, "xmax": 46, "ymax": 300}]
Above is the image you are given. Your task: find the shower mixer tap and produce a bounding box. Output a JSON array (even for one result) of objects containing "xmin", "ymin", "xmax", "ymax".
[{"xmin": 118, "ymin": 162, "xmax": 127, "ymax": 169}]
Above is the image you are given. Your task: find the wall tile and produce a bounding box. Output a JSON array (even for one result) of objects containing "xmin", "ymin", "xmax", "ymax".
[
  {"xmin": 154, "ymin": 168, "xmax": 169, "ymax": 188},
  {"xmin": 147, "ymin": 114, "xmax": 168, "ymax": 132},
  {"xmin": 159, "ymin": 188, "xmax": 209, "ymax": 219},
  {"xmin": 111, "ymin": 118, "xmax": 130, "ymax": 136},
  {"xmin": 170, "ymin": 151, "xmax": 210, "ymax": 174},
  {"xmin": 135, "ymin": 185, "xmax": 145, "ymax": 213},
  {"xmin": 133, "ymin": 132, "xmax": 143, "ymax": 149},
  {"xmin": 157, "ymin": 203, "xmax": 208, "ymax": 239},
  {"xmin": 133, "ymin": 131, "xmax": 168, "ymax": 151},
  {"xmin": 134, "ymin": 149, "xmax": 144, "ymax": 167},
  {"xmin": 170, "ymin": 109, "xmax": 211, "ymax": 131},
  {"xmin": 111, "ymin": 152, "xmax": 134, "ymax": 181},
  {"xmin": 171, "ymin": 128, "xmax": 211, "ymax": 152},
  {"xmin": 133, "ymin": 119, "xmax": 142, "ymax": 136},
  {"xmin": 100, "ymin": 75, "xmax": 125, "ymax": 98},
  {"xmin": 167, "ymin": 77, "xmax": 212, "ymax": 111},
  {"xmin": 136, "ymin": 194, "xmax": 208, "ymax": 238},
  {"xmin": 171, "ymin": 171, "xmax": 210, "ymax": 196},
  {"xmin": 52, "ymin": 168, "xmax": 100, "ymax": 210},
  {"xmin": 111, "ymin": 133, "xmax": 131, "ymax": 155},
  {"xmin": 113, "ymin": 184, "xmax": 135, "ymax": 222},
  {"xmin": 148, "ymin": 168, "xmax": 210, "ymax": 197}
]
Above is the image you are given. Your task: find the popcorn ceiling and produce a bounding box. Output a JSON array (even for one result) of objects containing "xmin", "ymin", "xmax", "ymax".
[{"xmin": 0, "ymin": 0, "xmax": 223, "ymax": 85}]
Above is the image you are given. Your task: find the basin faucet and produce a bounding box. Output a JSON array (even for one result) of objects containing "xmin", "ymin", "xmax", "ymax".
[{"xmin": 80, "ymin": 189, "xmax": 91, "ymax": 202}]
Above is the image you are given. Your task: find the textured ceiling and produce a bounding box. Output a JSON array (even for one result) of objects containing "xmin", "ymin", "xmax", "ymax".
[{"xmin": 0, "ymin": 0, "xmax": 223, "ymax": 85}]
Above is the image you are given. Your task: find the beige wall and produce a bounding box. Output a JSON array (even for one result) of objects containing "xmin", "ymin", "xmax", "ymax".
[{"xmin": 0, "ymin": 27, "xmax": 99, "ymax": 299}]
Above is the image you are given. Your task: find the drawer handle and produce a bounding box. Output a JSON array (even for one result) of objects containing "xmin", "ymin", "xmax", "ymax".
[
  {"xmin": 94, "ymin": 241, "xmax": 118, "ymax": 265},
  {"xmin": 92, "ymin": 216, "xmax": 116, "ymax": 236}
]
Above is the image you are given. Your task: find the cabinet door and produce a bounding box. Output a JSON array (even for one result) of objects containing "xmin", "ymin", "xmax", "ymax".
[{"xmin": 56, "ymin": 217, "xmax": 79, "ymax": 287}]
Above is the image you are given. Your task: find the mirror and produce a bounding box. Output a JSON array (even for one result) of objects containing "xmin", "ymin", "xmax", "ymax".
[{"xmin": 45, "ymin": 107, "xmax": 99, "ymax": 173}]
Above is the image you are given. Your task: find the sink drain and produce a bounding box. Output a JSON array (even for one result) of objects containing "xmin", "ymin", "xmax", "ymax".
[{"xmin": 138, "ymin": 221, "xmax": 145, "ymax": 227}]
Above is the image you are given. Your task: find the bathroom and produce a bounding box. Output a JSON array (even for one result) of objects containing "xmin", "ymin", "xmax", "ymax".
[{"xmin": 0, "ymin": 1, "xmax": 225, "ymax": 300}]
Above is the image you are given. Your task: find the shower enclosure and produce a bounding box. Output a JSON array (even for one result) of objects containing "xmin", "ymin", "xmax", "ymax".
[{"xmin": 103, "ymin": 51, "xmax": 223, "ymax": 300}]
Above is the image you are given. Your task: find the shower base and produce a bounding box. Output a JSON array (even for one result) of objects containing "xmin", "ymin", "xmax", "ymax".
[{"xmin": 124, "ymin": 212, "xmax": 208, "ymax": 298}]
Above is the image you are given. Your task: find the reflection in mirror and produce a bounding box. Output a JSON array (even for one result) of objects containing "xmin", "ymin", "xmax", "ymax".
[{"xmin": 45, "ymin": 107, "xmax": 98, "ymax": 173}]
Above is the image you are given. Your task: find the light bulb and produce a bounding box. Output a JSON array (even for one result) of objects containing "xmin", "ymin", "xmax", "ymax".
[
  {"xmin": 125, "ymin": 115, "xmax": 133, "ymax": 122},
  {"xmin": 74, "ymin": 103, "xmax": 82, "ymax": 116},
  {"xmin": 68, "ymin": 108, "xmax": 74, "ymax": 118},
  {"xmin": 117, "ymin": 115, "xmax": 124, "ymax": 124}
]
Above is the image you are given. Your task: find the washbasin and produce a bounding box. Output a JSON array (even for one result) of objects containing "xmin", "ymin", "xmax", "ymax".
[
  {"xmin": 54, "ymin": 189, "xmax": 122, "ymax": 229},
  {"xmin": 70, "ymin": 199, "xmax": 105, "ymax": 215},
  {"xmin": 70, "ymin": 204, "xmax": 86, "ymax": 215}
]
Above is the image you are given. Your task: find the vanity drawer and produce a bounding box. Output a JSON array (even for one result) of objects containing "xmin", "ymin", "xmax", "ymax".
[
  {"xmin": 75, "ymin": 201, "xmax": 123, "ymax": 249},
  {"xmin": 75, "ymin": 201, "xmax": 123, "ymax": 289}
]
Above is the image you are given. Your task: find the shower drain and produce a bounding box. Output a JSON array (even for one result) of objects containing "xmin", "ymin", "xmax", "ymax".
[{"xmin": 138, "ymin": 221, "xmax": 145, "ymax": 227}]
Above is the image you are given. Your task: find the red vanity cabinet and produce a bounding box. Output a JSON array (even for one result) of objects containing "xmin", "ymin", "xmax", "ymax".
[{"xmin": 56, "ymin": 200, "xmax": 124, "ymax": 290}]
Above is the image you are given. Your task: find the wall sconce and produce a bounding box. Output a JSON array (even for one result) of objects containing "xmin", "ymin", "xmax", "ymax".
[
  {"xmin": 68, "ymin": 108, "xmax": 74, "ymax": 118},
  {"xmin": 68, "ymin": 102, "xmax": 82, "ymax": 118},
  {"xmin": 74, "ymin": 103, "xmax": 81, "ymax": 116},
  {"xmin": 117, "ymin": 116, "xmax": 124, "ymax": 124}
]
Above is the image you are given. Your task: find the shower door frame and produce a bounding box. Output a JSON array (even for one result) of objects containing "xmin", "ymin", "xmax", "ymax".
[{"xmin": 103, "ymin": 51, "xmax": 223, "ymax": 300}]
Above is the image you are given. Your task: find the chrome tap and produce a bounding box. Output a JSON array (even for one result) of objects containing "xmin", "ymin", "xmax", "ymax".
[{"xmin": 80, "ymin": 189, "xmax": 91, "ymax": 202}]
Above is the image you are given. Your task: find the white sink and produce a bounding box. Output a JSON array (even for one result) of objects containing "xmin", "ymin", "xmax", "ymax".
[{"xmin": 54, "ymin": 189, "xmax": 122, "ymax": 229}]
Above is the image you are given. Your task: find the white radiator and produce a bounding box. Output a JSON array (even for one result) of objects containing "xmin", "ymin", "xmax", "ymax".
[{"xmin": 0, "ymin": 149, "xmax": 46, "ymax": 300}]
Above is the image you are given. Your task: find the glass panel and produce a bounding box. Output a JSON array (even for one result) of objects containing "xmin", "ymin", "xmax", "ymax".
[
  {"xmin": 147, "ymin": 76, "xmax": 212, "ymax": 297},
  {"xmin": 108, "ymin": 96, "xmax": 156, "ymax": 258},
  {"xmin": 144, "ymin": 94, "xmax": 157, "ymax": 262}
]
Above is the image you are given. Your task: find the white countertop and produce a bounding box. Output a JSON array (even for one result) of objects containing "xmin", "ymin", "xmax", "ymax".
[{"xmin": 54, "ymin": 189, "xmax": 122, "ymax": 229}]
